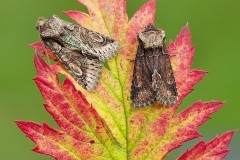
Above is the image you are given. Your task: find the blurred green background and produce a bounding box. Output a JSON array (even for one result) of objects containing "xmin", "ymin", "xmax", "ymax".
[{"xmin": 0, "ymin": 0, "xmax": 239, "ymax": 159}]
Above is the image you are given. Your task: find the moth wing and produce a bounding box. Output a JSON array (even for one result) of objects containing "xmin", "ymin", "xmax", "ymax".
[
  {"xmin": 131, "ymin": 45, "xmax": 155, "ymax": 108},
  {"xmin": 155, "ymin": 53, "xmax": 178, "ymax": 106},
  {"xmin": 72, "ymin": 26, "xmax": 119, "ymax": 62},
  {"xmin": 45, "ymin": 40, "xmax": 102, "ymax": 92}
]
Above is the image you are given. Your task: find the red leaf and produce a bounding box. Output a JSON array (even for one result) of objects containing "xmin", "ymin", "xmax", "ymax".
[
  {"xmin": 168, "ymin": 25, "xmax": 207, "ymax": 103},
  {"xmin": 17, "ymin": 55, "xmax": 121, "ymax": 159},
  {"xmin": 178, "ymin": 131, "xmax": 235, "ymax": 160},
  {"xmin": 16, "ymin": 121, "xmax": 95, "ymax": 160},
  {"xmin": 33, "ymin": 54, "xmax": 57, "ymax": 80}
]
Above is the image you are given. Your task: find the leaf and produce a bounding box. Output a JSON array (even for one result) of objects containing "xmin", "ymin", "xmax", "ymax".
[
  {"xmin": 178, "ymin": 131, "xmax": 235, "ymax": 160},
  {"xmin": 17, "ymin": 0, "xmax": 235, "ymax": 160},
  {"xmin": 17, "ymin": 54, "xmax": 124, "ymax": 159}
]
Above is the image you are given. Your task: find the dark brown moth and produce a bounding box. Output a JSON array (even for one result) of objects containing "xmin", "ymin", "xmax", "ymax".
[
  {"xmin": 36, "ymin": 15, "xmax": 119, "ymax": 92},
  {"xmin": 131, "ymin": 24, "xmax": 178, "ymax": 108}
]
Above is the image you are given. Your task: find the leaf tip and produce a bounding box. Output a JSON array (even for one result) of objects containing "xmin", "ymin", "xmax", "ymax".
[
  {"xmin": 15, "ymin": 120, "xmax": 23, "ymax": 128},
  {"xmin": 64, "ymin": 10, "xmax": 79, "ymax": 18},
  {"xmin": 180, "ymin": 24, "xmax": 192, "ymax": 42},
  {"xmin": 221, "ymin": 130, "xmax": 235, "ymax": 142},
  {"xmin": 29, "ymin": 42, "xmax": 45, "ymax": 53}
]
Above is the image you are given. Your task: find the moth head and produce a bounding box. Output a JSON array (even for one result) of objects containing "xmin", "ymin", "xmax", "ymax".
[
  {"xmin": 36, "ymin": 15, "xmax": 65, "ymax": 38},
  {"xmin": 138, "ymin": 24, "xmax": 166, "ymax": 49},
  {"xmin": 36, "ymin": 17, "xmax": 46, "ymax": 31}
]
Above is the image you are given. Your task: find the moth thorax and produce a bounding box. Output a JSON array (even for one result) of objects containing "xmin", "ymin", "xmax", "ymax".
[{"xmin": 139, "ymin": 30, "xmax": 165, "ymax": 49}]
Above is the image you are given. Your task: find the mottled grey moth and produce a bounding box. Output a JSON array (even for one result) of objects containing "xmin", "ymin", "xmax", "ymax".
[
  {"xmin": 131, "ymin": 24, "xmax": 178, "ymax": 108},
  {"xmin": 36, "ymin": 15, "xmax": 119, "ymax": 91}
]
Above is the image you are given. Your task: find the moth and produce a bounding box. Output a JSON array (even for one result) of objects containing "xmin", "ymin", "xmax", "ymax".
[
  {"xmin": 36, "ymin": 15, "xmax": 119, "ymax": 91},
  {"xmin": 131, "ymin": 24, "xmax": 178, "ymax": 108}
]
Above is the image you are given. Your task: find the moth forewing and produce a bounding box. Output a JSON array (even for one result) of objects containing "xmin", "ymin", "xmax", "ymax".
[
  {"xmin": 45, "ymin": 39, "xmax": 103, "ymax": 92},
  {"xmin": 36, "ymin": 15, "xmax": 119, "ymax": 92},
  {"xmin": 131, "ymin": 23, "xmax": 178, "ymax": 108},
  {"xmin": 71, "ymin": 27, "xmax": 120, "ymax": 62}
]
